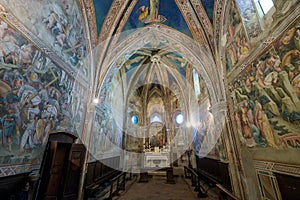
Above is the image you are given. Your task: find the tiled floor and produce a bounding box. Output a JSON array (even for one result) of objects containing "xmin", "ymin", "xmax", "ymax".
[{"xmin": 114, "ymin": 168, "xmax": 218, "ymax": 200}]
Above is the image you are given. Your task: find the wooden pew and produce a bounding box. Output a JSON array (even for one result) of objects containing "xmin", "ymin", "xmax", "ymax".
[
  {"xmin": 184, "ymin": 166, "xmax": 208, "ymax": 198},
  {"xmin": 84, "ymin": 156, "xmax": 122, "ymax": 199},
  {"xmin": 195, "ymin": 157, "xmax": 232, "ymax": 191}
]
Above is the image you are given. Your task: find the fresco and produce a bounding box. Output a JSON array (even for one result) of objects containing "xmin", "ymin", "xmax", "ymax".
[
  {"xmin": 91, "ymin": 73, "xmax": 123, "ymax": 160},
  {"xmin": 91, "ymin": 105, "xmax": 123, "ymax": 160},
  {"xmin": 121, "ymin": 0, "xmax": 193, "ymax": 39},
  {"xmin": 235, "ymin": 0, "xmax": 262, "ymax": 39},
  {"xmin": 201, "ymin": 0, "xmax": 214, "ymax": 24},
  {"xmin": 0, "ymin": 0, "xmax": 87, "ymax": 70},
  {"xmin": 232, "ymin": 21, "xmax": 300, "ymax": 149},
  {"xmin": 93, "ymin": 0, "xmax": 114, "ymax": 34},
  {"xmin": 165, "ymin": 51, "xmax": 187, "ymax": 80},
  {"xmin": 0, "ymin": 20, "xmax": 87, "ymax": 166},
  {"xmin": 225, "ymin": 0, "xmax": 251, "ymax": 72}
]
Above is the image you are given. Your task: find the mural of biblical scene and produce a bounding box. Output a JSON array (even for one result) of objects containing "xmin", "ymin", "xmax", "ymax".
[
  {"xmin": 201, "ymin": 0, "xmax": 214, "ymax": 24},
  {"xmin": 232, "ymin": 21, "xmax": 300, "ymax": 149},
  {"xmin": 121, "ymin": 0, "xmax": 192, "ymax": 39},
  {"xmin": 93, "ymin": 0, "xmax": 114, "ymax": 34},
  {"xmin": 236, "ymin": 0, "xmax": 262, "ymax": 39},
  {"xmin": 226, "ymin": 0, "xmax": 251, "ymax": 72},
  {"xmin": 0, "ymin": 20, "xmax": 87, "ymax": 166},
  {"xmin": 1, "ymin": 0, "xmax": 87, "ymax": 70}
]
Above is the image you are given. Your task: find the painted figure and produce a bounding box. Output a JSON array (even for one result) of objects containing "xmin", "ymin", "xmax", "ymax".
[
  {"xmin": 2, "ymin": 109, "xmax": 19, "ymax": 152},
  {"xmin": 149, "ymin": 0, "xmax": 159, "ymax": 21}
]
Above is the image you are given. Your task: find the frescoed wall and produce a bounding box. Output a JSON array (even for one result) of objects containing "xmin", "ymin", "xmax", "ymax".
[
  {"xmin": 235, "ymin": 0, "xmax": 262, "ymax": 39},
  {"xmin": 231, "ymin": 20, "xmax": 300, "ymax": 149},
  {"xmin": 90, "ymin": 71, "xmax": 123, "ymax": 161},
  {"xmin": 0, "ymin": 20, "xmax": 88, "ymax": 170},
  {"xmin": 93, "ymin": 0, "xmax": 114, "ymax": 34},
  {"xmin": 0, "ymin": 0, "xmax": 87, "ymax": 70},
  {"xmin": 225, "ymin": 0, "xmax": 251, "ymax": 72}
]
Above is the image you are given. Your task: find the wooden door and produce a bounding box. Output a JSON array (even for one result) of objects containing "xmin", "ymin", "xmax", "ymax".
[{"xmin": 62, "ymin": 144, "xmax": 86, "ymax": 200}]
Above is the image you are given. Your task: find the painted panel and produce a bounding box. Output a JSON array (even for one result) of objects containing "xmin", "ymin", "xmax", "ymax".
[
  {"xmin": 93, "ymin": 0, "xmax": 114, "ymax": 34},
  {"xmin": 122, "ymin": 0, "xmax": 193, "ymax": 38},
  {"xmin": 200, "ymin": 0, "xmax": 214, "ymax": 24},
  {"xmin": 0, "ymin": 20, "xmax": 87, "ymax": 167},
  {"xmin": 226, "ymin": 0, "xmax": 251, "ymax": 72},
  {"xmin": 0, "ymin": 0, "xmax": 87, "ymax": 70},
  {"xmin": 232, "ymin": 20, "xmax": 300, "ymax": 149}
]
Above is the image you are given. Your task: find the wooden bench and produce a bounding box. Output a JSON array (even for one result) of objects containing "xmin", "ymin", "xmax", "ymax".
[
  {"xmin": 84, "ymin": 156, "xmax": 123, "ymax": 199},
  {"xmin": 107, "ymin": 172, "xmax": 126, "ymax": 200},
  {"xmin": 184, "ymin": 166, "xmax": 208, "ymax": 198},
  {"xmin": 84, "ymin": 169, "xmax": 121, "ymax": 199}
]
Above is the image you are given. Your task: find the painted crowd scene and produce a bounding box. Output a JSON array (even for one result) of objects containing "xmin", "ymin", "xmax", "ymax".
[
  {"xmin": 0, "ymin": 6, "xmax": 87, "ymax": 167},
  {"xmin": 232, "ymin": 21, "xmax": 300, "ymax": 149}
]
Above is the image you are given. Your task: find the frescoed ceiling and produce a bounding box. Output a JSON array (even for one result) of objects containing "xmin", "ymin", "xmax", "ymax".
[
  {"xmin": 93, "ymin": 0, "xmax": 114, "ymax": 34},
  {"xmin": 83, "ymin": 0, "xmax": 224, "ymax": 104},
  {"xmin": 91, "ymin": 0, "xmax": 214, "ymax": 43},
  {"xmin": 122, "ymin": 0, "xmax": 193, "ymax": 38},
  {"xmin": 201, "ymin": 0, "xmax": 214, "ymax": 23}
]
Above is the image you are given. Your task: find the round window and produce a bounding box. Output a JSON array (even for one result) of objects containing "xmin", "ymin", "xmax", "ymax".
[
  {"xmin": 131, "ymin": 115, "xmax": 139, "ymax": 125},
  {"xmin": 175, "ymin": 113, "xmax": 184, "ymax": 125}
]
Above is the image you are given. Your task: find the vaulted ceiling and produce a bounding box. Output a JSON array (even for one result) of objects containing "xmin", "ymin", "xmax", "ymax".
[{"xmin": 84, "ymin": 0, "xmax": 224, "ymax": 105}]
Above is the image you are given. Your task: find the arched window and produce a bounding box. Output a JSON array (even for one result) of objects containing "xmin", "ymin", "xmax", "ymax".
[
  {"xmin": 131, "ymin": 115, "xmax": 139, "ymax": 125},
  {"xmin": 150, "ymin": 113, "xmax": 162, "ymax": 124},
  {"xmin": 175, "ymin": 113, "xmax": 184, "ymax": 125},
  {"xmin": 254, "ymin": 0, "xmax": 274, "ymax": 16}
]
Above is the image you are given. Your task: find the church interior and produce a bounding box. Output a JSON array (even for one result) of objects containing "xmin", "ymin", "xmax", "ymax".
[{"xmin": 0, "ymin": 0, "xmax": 299, "ymax": 199}]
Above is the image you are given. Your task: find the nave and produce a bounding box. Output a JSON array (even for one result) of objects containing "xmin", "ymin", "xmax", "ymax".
[{"xmin": 113, "ymin": 168, "xmax": 217, "ymax": 200}]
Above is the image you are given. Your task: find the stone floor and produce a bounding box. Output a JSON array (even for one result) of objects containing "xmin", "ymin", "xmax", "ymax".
[{"xmin": 114, "ymin": 167, "xmax": 218, "ymax": 200}]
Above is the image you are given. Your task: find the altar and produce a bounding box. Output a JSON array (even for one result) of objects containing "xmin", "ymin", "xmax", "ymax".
[{"xmin": 144, "ymin": 152, "xmax": 170, "ymax": 168}]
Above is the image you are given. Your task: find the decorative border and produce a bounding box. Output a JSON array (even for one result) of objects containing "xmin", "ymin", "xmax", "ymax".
[
  {"xmin": 190, "ymin": 0, "xmax": 213, "ymax": 45},
  {"xmin": 254, "ymin": 160, "xmax": 300, "ymax": 177},
  {"xmin": 174, "ymin": 0, "xmax": 206, "ymax": 45},
  {"xmin": 214, "ymin": 0, "xmax": 225, "ymax": 47},
  {"xmin": 99, "ymin": 0, "xmax": 130, "ymax": 42},
  {"xmin": 81, "ymin": 0, "xmax": 98, "ymax": 47},
  {"xmin": 0, "ymin": 164, "xmax": 40, "ymax": 177}
]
